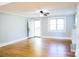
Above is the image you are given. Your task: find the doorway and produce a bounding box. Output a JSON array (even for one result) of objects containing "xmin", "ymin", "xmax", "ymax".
[{"xmin": 27, "ymin": 19, "xmax": 41, "ymax": 38}]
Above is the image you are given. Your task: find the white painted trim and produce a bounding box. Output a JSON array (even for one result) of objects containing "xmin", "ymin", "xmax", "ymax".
[
  {"xmin": 42, "ymin": 36, "xmax": 72, "ymax": 40},
  {"xmin": 0, "ymin": 37, "xmax": 28, "ymax": 47}
]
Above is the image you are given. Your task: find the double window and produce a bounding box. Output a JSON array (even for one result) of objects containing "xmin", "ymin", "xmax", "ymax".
[{"xmin": 49, "ymin": 18, "xmax": 65, "ymax": 31}]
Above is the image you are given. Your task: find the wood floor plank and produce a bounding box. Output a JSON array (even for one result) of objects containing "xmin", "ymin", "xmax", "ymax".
[{"xmin": 0, "ymin": 38, "xmax": 75, "ymax": 57}]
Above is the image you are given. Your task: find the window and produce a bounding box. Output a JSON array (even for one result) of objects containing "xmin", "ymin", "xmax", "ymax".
[
  {"xmin": 49, "ymin": 18, "xmax": 65, "ymax": 31},
  {"xmin": 57, "ymin": 19, "xmax": 64, "ymax": 30},
  {"xmin": 50, "ymin": 19, "xmax": 56, "ymax": 30}
]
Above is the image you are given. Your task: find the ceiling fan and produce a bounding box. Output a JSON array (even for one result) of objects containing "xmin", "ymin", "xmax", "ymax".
[{"xmin": 40, "ymin": 10, "xmax": 50, "ymax": 16}]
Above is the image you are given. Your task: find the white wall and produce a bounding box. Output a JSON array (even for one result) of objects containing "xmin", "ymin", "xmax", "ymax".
[
  {"xmin": 0, "ymin": 12, "xmax": 27, "ymax": 44},
  {"xmin": 41, "ymin": 17, "xmax": 48, "ymax": 36},
  {"xmin": 75, "ymin": 4, "xmax": 79, "ymax": 57},
  {"xmin": 65, "ymin": 15, "xmax": 75, "ymax": 36}
]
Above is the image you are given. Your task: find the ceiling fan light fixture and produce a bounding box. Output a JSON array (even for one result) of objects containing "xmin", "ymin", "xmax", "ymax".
[
  {"xmin": 40, "ymin": 10, "xmax": 43, "ymax": 14},
  {"xmin": 40, "ymin": 9, "xmax": 50, "ymax": 16}
]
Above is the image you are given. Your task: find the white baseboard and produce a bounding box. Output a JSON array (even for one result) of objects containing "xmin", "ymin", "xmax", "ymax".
[
  {"xmin": 42, "ymin": 36, "xmax": 71, "ymax": 40},
  {"xmin": 0, "ymin": 37, "xmax": 27, "ymax": 47},
  {"xmin": 0, "ymin": 36, "xmax": 71, "ymax": 47}
]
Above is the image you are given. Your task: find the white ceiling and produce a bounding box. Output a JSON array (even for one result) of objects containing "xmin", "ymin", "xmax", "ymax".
[
  {"xmin": 10, "ymin": 9, "xmax": 76, "ymax": 17},
  {"xmin": 0, "ymin": 2, "xmax": 77, "ymax": 17},
  {"xmin": 0, "ymin": 2, "xmax": 11, "ymax": 6}
]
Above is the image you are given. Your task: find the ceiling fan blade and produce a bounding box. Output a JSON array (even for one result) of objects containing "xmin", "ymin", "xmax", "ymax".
[{"xmin": 44, "ymin": 13, "xmax": 50, "ymax": 16}]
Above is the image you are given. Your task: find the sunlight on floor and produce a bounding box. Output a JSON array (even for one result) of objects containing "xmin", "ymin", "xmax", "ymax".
[
  {"xmin": 31, "ymin": 37, "xmax": 67, "ymax": 57},
  {"xmin": 32, "ymin": 38, "xmax": 43, "ymax": 56},
  {"xmin": 48, "ymin": 44, "xmax": 66, "ymax": 57}
]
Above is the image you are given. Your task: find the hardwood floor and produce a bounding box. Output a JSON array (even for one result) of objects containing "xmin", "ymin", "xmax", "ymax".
[{"xmin": 0, "ymin": 38, "xmax": 75, "ymax": 57}]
